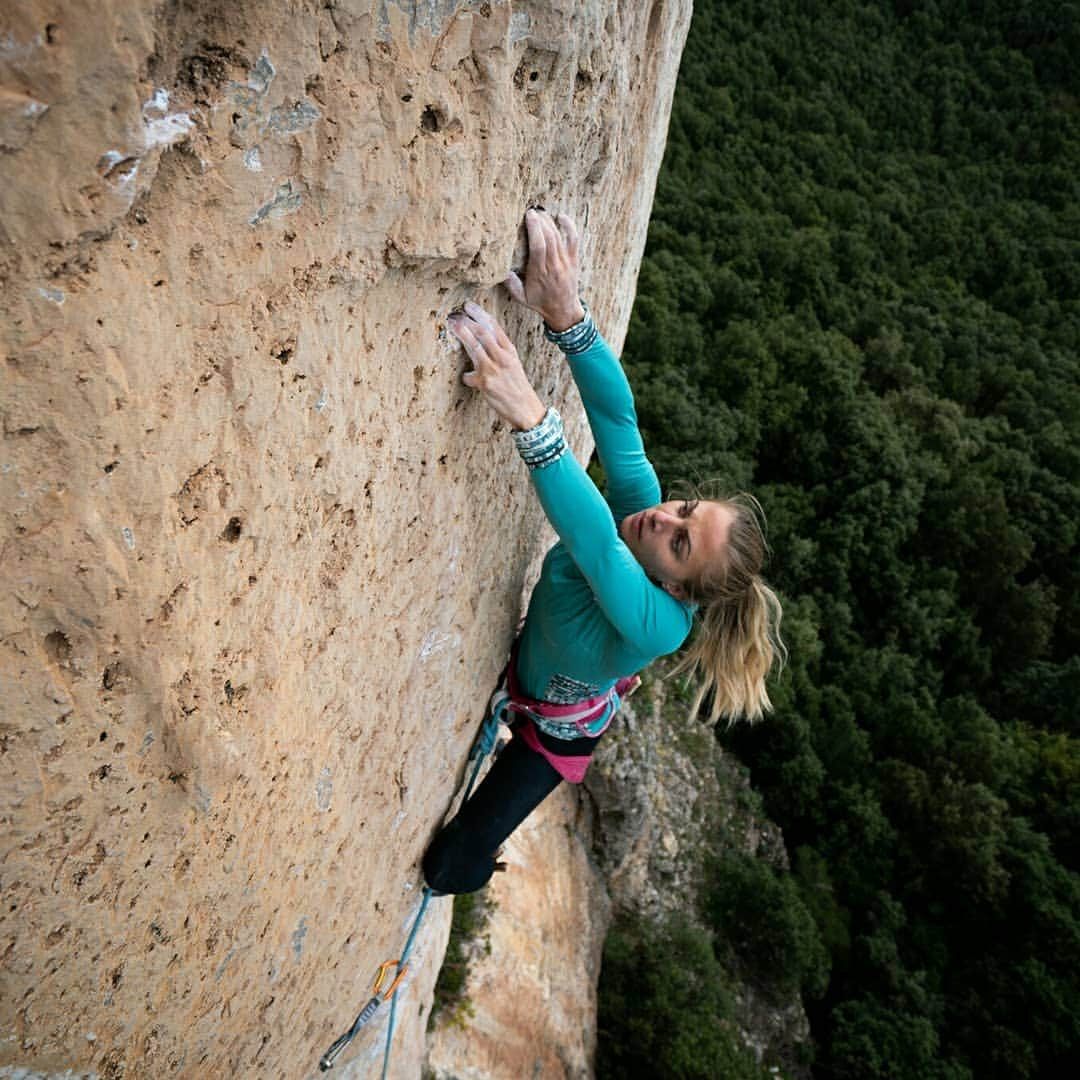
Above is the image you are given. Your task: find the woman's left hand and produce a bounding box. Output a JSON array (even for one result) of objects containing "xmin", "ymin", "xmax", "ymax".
[
  {"xmin": 449, "ymin": 301, "xmax": 548, "ymax": 431},
  {"xmin": 504, "ymin": 209, "xmax": 585, "ymax": 332}
]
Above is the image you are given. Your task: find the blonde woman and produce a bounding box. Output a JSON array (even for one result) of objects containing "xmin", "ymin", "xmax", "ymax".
[{"xmin": 423, "ymin": 210, "xmax": 784, "ymax": 894}]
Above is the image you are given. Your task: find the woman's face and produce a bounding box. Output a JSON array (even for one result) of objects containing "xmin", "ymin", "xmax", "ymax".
[{"xmin": 619, "ymin": 499, "xmax": 734, "ymax": 600}]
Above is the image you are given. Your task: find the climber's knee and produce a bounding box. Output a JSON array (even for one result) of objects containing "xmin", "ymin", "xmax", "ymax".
[{"xmin": 422, "ymin": 817, "xmax": 497, "ymax": 895}]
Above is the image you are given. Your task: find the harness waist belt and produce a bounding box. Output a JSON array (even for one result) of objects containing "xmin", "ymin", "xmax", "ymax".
[{"xmin": 499, "ymin": 648, "xmax": 640, "ymax": 740}]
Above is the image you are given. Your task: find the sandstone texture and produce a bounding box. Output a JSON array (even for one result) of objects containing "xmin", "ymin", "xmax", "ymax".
[{"xmin": 0, "ymin": 1, "xmax": 689, "ymax": 1077}]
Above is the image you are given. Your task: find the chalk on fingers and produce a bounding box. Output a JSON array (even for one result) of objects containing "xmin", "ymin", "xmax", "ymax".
[
  {"xmin": 557, "ymin": 213, "xmax": 579, "ymax": 255},
  {"xmin": 504, "ymin": 271, "xmax": 526, "ymax": 305}
]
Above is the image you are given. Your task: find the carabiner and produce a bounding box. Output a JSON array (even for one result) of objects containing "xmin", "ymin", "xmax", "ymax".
[{"xmin": 373, "ymin": 959, "xmax": 407, "ymax": 999}]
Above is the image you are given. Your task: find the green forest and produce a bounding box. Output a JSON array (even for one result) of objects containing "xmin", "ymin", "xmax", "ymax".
[{"xmin": 596, "ymin": 1, "xmax": 1080, "ymax": 1077}]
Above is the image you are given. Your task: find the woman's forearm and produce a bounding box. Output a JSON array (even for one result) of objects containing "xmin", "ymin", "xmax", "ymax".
[{"xmin": 548, "ymin": 315, "xmax": 661, "ymax": 520}]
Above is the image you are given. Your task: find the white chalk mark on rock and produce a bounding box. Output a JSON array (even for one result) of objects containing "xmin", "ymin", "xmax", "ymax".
[
  {"xmin": 37, "ymin": 285, "xmax": 65, "ymax": 305},
  {"xmin": 142, "ymin": 88, "xmax": 170, "ymax": 117},
  {"xmin": 139, "ymin": 88, "xmax": 194, "ymax": 152},
  {"xmin": 249, "ymin": 180, "xmax": 305, "ymax": 225},
  {"xmin": 418, "ymin": 629, "xmax": 459, "ymax": 661},
  {"xmin": 144, "ymin": 112, "xmax": 194, "ymax": 150},
  {"xmin": 315, "ymin": 388, "xmax": 328, "ymax": 413},
  {"xmin": 315, "ymin": 766, "xmax": 332, "ymax": 811},
  {"xmin": 99, "ymin": 149, "xmax": 139, "ymax": 188},
  {"xmin": 243, "ymin": 146, "xmax": 263, "ymax": 172},
  {"xmin": 121, "ymin": 527, "xmax": 135, "ymax": 549}
]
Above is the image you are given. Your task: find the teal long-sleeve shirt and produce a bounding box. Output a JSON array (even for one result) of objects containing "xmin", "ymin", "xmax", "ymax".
[{"xmin": 513, "ymin": 325, "xmax": 694, "ymax": 704}]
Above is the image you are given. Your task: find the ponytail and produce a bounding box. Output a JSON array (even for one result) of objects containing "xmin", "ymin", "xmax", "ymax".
[{"xmin": 668, "ymin": 490, "xmax": 786, "ymax": 725}]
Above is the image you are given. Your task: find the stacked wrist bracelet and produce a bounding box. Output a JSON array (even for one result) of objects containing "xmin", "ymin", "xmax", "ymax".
[
  {"xmin": 543, "ymin": 301, "xmax": 597, "ymax": 355},
  {"xmin": 513, "ymin": 407, "xmax": 567, "ymax": 471},
  {"xmin": 515, "ymin": 302, "xmax": 594, "ymax": 471}
]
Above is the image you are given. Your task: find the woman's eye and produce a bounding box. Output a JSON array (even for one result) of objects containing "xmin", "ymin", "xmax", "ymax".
[{"xmin": 679, "ymin": 500, "xmax": 697, "ymax": 517}]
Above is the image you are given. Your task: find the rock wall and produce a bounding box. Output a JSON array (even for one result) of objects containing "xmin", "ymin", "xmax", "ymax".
[
  {"xmin": 0, "ymin": 1, "xmax": 690, "ymax": 1077},
  {"xmin": 428, "ymin": 672, "xmax": 812, "ymax": 1079},
  {"xmin": 426, "ymin": 786, "xmax": 610, "ymax": 1080}
]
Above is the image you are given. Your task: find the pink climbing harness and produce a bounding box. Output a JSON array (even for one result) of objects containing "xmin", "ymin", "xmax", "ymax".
[{"xmin": 496, "ymin": 646, "xmax": 641, "ymax": 784}]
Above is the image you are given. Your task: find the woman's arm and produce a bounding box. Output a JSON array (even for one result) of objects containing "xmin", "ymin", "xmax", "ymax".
[
  {"xmin": 547, "ymin": 315, "xmax": 660, "ymax": 523},
  {"xmin": 446, "ymin": 302, "xmax": 690, "ymax": 657},
  {"xmin": 506, "ymin": 211, "xmax": 659, "ymax": 521},
  {"xmin": 514, "ymin": 410, "xmax": 691, "ymax": 656}
]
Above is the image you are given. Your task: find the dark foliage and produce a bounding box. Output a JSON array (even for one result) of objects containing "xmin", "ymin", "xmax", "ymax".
[
  {"xmin": 600, "ymin": 1, "xmax": 1080, "ymax": 1075},
  {"xmin": 596, "ymin": 914, "xmax": 767, "ymax": 1079}
]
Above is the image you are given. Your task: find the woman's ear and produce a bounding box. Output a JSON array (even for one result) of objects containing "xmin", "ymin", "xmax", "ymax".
[{"xmin": 662, "ymin": 579, "xmax": 689, "ymax": 601}]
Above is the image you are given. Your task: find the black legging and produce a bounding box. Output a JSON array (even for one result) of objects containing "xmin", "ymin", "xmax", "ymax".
[{"xmin": 422, "ymin": 733, "xmax": 563, "ymax": 894}]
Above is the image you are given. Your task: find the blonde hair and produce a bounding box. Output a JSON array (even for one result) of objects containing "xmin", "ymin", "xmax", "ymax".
[{"xmin": 668, "ymin": 489, "xmax": 787, "ymax": 725}]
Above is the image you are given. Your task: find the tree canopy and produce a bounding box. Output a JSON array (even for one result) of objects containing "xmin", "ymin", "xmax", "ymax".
[{"xmin": 602, "ymin": 1, "xmax": 1080, "ymax": 1075}]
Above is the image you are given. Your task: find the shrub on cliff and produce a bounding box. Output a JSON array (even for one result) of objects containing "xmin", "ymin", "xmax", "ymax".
[
  {"xmin": 706, "ymin": 849, "xmax": 830, "ymax": 1001},
  {"xmin": 596, "ymin": 914, "xmax": 769, "ymax": 1079},
  {"xmin": 428, "ymin": 888, "xmax": 493, "ymax": 1031}
]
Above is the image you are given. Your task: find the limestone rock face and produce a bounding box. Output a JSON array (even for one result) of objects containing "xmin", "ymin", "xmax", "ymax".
[
  {"xmin": 586, "ymin": 692, "xmax": 729, "ymax": 922},
  {"xmin": 425, "ymin": 785, "xmax": 610, "ymax": 1080},
  {"xmin": 0, "ymin": 1, "xmax": 689, "ymax": 1077}
]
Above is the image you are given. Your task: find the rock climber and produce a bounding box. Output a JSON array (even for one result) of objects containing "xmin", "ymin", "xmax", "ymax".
[{"xmin": 422, "ymin": 209, "xmax": 785, "ymax": 895}]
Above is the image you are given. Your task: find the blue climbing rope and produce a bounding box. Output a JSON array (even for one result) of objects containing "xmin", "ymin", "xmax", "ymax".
[
  {"xmin": 464, "ymin": 691, "xmax": 506, "ymax": 800},
  {"xmin": 380, "ymin": 883, "xmax": 434, "ymax": 1079},
  {"xmin": 318, "ymin": 697, "xmax": 505, "ymax": 1074}
]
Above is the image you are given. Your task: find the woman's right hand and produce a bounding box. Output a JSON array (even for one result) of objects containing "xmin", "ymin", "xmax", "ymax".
[{"xmin": 504, "ymin": 209, "xmax": 586, "ymax": 332}]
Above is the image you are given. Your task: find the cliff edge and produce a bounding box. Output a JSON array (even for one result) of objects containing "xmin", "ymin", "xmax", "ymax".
[{"xmin": 0, "ymin": 1, "xmax": 689, "ymax": 1077}]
